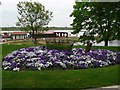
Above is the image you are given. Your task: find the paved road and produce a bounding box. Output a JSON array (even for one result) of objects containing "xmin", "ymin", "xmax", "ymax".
[{"xmin": 0, "ymin": 42, "xmax": 6, "ymax": 44}]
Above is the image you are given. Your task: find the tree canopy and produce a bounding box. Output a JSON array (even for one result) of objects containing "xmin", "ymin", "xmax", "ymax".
[
  {"xmin": 70, "ymin": 2, "xmax": 120, "ymax": 46},
  {"xmin": 16, "ymin": 1, "xmax": 53, "ymax": 43}
]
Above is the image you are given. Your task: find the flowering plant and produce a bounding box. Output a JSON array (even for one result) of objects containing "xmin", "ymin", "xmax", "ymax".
[{"xmin": 2, "ymin": 46, "xmax": 120, "ymax": 71}]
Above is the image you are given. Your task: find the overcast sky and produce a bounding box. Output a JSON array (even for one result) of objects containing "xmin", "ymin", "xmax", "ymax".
[{"xmin": 0, "ymin": 0, "xmax": 75, "ymax": 27}]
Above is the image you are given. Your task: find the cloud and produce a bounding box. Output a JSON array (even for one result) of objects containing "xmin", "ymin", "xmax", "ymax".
[{"xmin": 1, "ymin": 0, "xmax": 75, "ymax": 27}]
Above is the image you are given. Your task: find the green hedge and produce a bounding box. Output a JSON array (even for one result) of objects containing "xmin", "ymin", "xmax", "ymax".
[{"xmin": 46, "ymin": 43, "xmax": 72, "ymax": 51}]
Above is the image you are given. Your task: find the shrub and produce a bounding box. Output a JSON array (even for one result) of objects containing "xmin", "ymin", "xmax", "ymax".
[{"xmin": 46, "ymin": 43, "xmax": 72, "ymax": 51}]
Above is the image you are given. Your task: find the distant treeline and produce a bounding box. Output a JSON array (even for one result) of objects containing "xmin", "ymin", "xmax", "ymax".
[{"xmin": 1, "ymin": 27, "xmax": 73, "ymax": 31}]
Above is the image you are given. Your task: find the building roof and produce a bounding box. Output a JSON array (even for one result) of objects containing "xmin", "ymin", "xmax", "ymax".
[
  {"xmin": 0, "ymin": 34, "xmax": 10, "ymax": 38},
  {"xmin": 44, "ymin": 30, "xmax": 54, "ymax": 34},
  {"xmin": 11, "ymin": 32, "xmax": 26, "ymax": 35}
]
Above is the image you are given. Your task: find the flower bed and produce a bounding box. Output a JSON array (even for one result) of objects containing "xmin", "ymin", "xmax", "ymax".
[{"xmin": 2, "ymin": 46, "xmax": 120, "ymax": 71}]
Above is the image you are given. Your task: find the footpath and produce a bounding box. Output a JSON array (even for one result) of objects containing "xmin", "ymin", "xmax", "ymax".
[{"xmin": 86, "ymin": 85, "xmax": 120, "ymax": 90}]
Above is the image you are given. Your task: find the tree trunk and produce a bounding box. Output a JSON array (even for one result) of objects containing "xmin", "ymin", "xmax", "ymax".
[
  {"xmin": 85, "ymin": 41, "xmax": 92, "ymax": 53},
  {"xmin": 34, "ymin": 38, "xmax": 37, "ymax": 44},
  {"xmin": 104, "ymin": 40, "xmax": 108, "ymax": 46},
  {"xmin": 32, "ymin": 30, "xmax": 37, "ymax": 44}
]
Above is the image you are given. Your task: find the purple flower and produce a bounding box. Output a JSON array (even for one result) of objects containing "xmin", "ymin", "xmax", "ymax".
[
  {"xmin": 92, "ymin": 61, "xmax": 100, "ymax": 67},
  {"xmin": 2, "ymin": 46, "xmax": 120, "ymax": 71},
  {"xmin": 4, "ymin": 57, "xmax": 10, "ymax": 61}
]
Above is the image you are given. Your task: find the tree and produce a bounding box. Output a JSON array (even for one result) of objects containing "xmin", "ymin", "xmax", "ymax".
[
  {"xmin": 16, "ymin": 1, "xmax": 53, "ymax": 44},
  {"xmin": 70, "ymin": 2, "xmax": 120, "ymax": 46},
  {"xmin": 90, "ymin": 2, "xmax": 120, "ymax": 46}
]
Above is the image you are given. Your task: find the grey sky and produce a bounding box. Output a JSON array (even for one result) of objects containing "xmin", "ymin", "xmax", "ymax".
[{"xmin": 0, "ymin": 0, "xmax": 75, "ymax": 27}]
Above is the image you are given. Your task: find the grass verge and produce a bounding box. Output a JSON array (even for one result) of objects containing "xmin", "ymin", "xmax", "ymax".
[
  {"xmin": 2, "ymin": 65, "xmax": 120, "ymax": 88},
  {"xmin": 1, "ymin": 44, "xmax": 120, "ymax": 88}
]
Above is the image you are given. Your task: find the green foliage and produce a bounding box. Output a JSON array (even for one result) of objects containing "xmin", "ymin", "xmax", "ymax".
[
  {"xmin": 46, "ymin": 43, "xmax": 72, "ymax": 51},
  {"xmin": 1, "ymin": 27, "xmax": 73, "ymax": 31},
  {"xmin": 48, "ymin": 27, "xmax": 73, "ymax": 30},
  {"xmin": 1, "ymin": 27, "xmax": 21, "ymax": 31},
  {"xmin": 16, "ymin": 1, "xmax": 53, "ymax": 43},
  {"xmin": 70, "ymin": 2, "xmax": 120, "ymax": 46},
  {"xmin": 79, "ymin": 36, "xmax": 95, "ymax": 45},
  {"xmin": 16, "ymin": 1, "xmax": 53, "ymax": 30}
]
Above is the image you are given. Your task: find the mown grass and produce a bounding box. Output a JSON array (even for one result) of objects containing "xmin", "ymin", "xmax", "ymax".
[
  {"xmin": 2, "ymin": 65, "xmax": 120, "ymax": 88},
  {"xmin": 2, "ymin": 44, "xmax": 120, "ymax": 59},
  {"xmin": 1, "ymin": 44, "xmax": 120, "ymax": 88},
  {"xmin": 1, "ymin": 44, "xmax": 42, "ymax": 59},
  {"xmin": 74, "ymin": 46, "xmax": 120, "ymax": 52},
  {"xmin": 7, "ymin": 40, "xmax": 42, "ymax": 45}
]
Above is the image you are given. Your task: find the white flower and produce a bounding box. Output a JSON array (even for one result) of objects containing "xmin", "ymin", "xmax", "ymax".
[
  {"xmin": 91, "ymin": 58, "xmax": 95, "ymax": 60},
  {"xmin": 31, "ymin": 58, "xmax": 38, "ymax": 61},
  {"xmin": 79, "ymin": 61, "xmax": 85, "ymax": 64},
  {"xmin": 70, "ymin": 55, "xmax": 74, "ymax": 58},
  {"xmin": 44, "ymin": 64, "xmax": 49, "ymax": 67},
  {"xmin": 102, "ymin": 62, "xmax": 109, "ymax": 66},
  {"xmin": 38, "ymin": 50, "xmax": 44, "ymax": 53},
  {"xmin": 39, "ymin": 63, "xmax": 44, "ymax": 67},
  {"xmin": 68, "ymin": 61, "xmax": 74, "ymax": 64},
  {"xmin": 100, "ymin": 65, "xmax": 102, "ymax": 67},
  {"xmin": 67, "ymin": 56, "xmax": 70, "ymax": 58},
  {"xmin": 52, "ymin": 56, "xmax": 57, "ymax": 61},
  {"xmin": 106, "ymin": 60, "xmax": 111, "ymax": 64},
  {"xmin": 13, "ymin": 67, "xmax": 20, "ymax": 71},
  {"xmin": 27, "ymin": 63, "xmax": 34, "ymax": 66},
  {"xmin": 27, "ymin": 52, "xmax": 36, "ymax": 56},
  {"xmin": 99, "ymin": 60, "xmax": 102, "ymax": 62},
  {"xmin": 106, "ymin": 53, "xmax": 110, "ymax": 56},
  {"xmin": 21, "ymin": 51, "xmax": 27, "ymax": 53},
  {"xmin": 72, "ymin": 48, "xmax": 76, "ymax": 51},
  {"xmin": 7, "ymin": 54, "xmax": 14, "ymax": 58},
  {"xmin": 11, "ymin": 51, "xmax": 18, "ymax": 54},
  {"xmin": 87, "ymin": 61, "xmax": 91, "ymax": 63},
  {"xmin": 15, "ymin": 59, "xmax": 21, "ymax": 62},
  {"xmin": 35, "ymin": 63, "xmax": 44, "ymax": 68},
  {"xmin": 60, "ymin": 52, "xmax": 65, "ymax": 56},
  {"xmin": 48, "ymin": 55, "xmax": 53, "ymax": 57},
  {"xmin": 2, "ymin": 61, "xmax": 11, "ymax": 66},
  {"xmin": 35, "ymin": 62, "xmax": 39, "ymax": 67},
  {"xmin": 27, "ymin": 59, "xmax": 31, "ymax": 61},
  {"xmin": 47, "ymin": 51, "xmax": 52, "ymax": 55},
  {"xmin": 59, "ymin": 62, "xmax": 66, "ymax": 68},
  {"xmin": 82, "ymin": 51, "xmax": 85, "ymax": 53},
  {"xmin": 113, "ymin": 56, "xmax": 116, "ymax": 60},
  {"xmin": 47, "ymin": 62, "xmax": 53, "ymax": 65},
  {"xmin": 38, "ymin": 67, "xmax": 41, "ymax": 71},
  {"xmin": 4, "ymin": 66, "xmax": 10, "ymax": 70}
]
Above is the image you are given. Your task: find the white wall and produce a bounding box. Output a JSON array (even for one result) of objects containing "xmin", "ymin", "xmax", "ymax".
[{"xmin": 52, "ymin": 30, "xmax": 84, "ymax": 37}]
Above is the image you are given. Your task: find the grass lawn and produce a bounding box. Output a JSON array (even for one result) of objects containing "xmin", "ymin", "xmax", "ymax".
[
  {"xmin": 1, "ymin": 44, "xmax": 44, "ymax": 59},
  {"xmin": 74, "ymin": 46, "xmax": 120, "ymax": 52},
  {"xmin": 2, "ymin": 65, "xmax": 120, "ymax": 88},
  {"xmin": 1, "ymin": 44, "xmax": 120, "ymax": 88},
  {"xmin": 7, "ymin": 40, "xmax": 42, "ymax": 45}
]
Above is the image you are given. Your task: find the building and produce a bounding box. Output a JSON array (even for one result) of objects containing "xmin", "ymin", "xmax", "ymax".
[
  {"xmin": 11, "ymin": 32, "xmax": 27, "ymax": 39},
  {"xmin": 0, "ymin": 34, "xmax": 11, "ymax": 42},
  {"xmin": 44, "ymin": 30, "xmax": 83, "ymax": 37}
]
